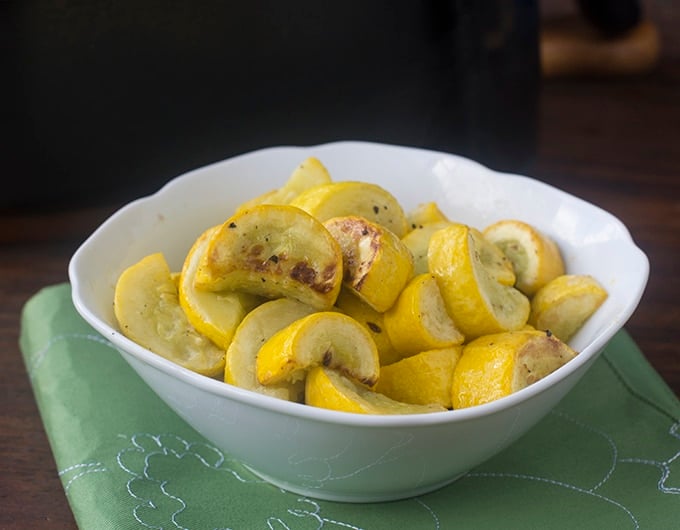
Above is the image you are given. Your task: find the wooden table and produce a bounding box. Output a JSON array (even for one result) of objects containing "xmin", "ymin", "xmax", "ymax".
[{"xmin": 2, "ymin": 14, "xmax": 679, "ymax": 530}]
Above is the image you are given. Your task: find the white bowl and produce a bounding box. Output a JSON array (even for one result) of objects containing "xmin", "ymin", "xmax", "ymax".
[{"xmin": 69, "ymin": 141, "xmax": 648, "ymax": 503}]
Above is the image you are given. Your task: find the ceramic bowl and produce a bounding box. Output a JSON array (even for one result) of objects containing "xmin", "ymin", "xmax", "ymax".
[{"xmin": 69, "ymin": 141, "xmax": 649, "ymax": 502}]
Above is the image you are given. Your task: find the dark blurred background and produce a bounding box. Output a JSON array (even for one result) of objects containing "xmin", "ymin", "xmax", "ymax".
[
  {"xmin": 4, "ymin": 0, "xmax": 543, "ymax": 209},
  {"xmin": 3, "ymin": 0, "xmax": 651, "ymax": 210}
]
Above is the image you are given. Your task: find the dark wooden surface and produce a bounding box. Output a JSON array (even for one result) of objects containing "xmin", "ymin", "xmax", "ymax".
[{"xmin": 2, "ymin": 5, "xmax": 678, "ymax": 530}]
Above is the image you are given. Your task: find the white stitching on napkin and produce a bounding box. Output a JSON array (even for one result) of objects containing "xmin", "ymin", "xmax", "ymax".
[
  {"xmin": 413, "ymin": 498, "xmax": 440, "ymax": 530},
  {"xmin": 117, "ymin": 433, "xmax": 271, "ymax": 530},
  {"xmin": 620, "ymin": 421, "xmax": 680, "ymax": 495},
  {"xmin": 551, "ymin": 409, "xmax": 618, "ymax": 492},
  {"xmin": 25, "ymin": 332, "xmax": 112, "ymax": 380},
  {"xmin": 59, "ymin": 461, "xmax": 108, "ymax": 493},
  {"xmin": 286, "ymin": 498, "xmax": 365, "ymax": 529},
  {"xmin": 465, "ymin": 471, "xmax": 640, "ymax": 528},
  {"xmin": 114, "ymin": 432, "xmax": 442, "ymax": 530},
  {"xmin": 462, "ymin": 412, "xmax": 680, "ymax": 529}
]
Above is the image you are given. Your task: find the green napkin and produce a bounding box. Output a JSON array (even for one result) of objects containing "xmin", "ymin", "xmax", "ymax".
[{"xmin": 20, "ymin": 283, "xmax": 680, "ymax": 529}]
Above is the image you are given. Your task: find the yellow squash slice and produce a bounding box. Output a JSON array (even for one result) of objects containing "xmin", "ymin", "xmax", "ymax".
[
  {"xmin": 428, "ymin": 223, "xmax": 530, "ymax": 340},
  {"xmin": 235, "ymin": 156, "xmax": 333, "ymax": 214},
  {"xmin": 324, "ymin": 216, "xmax": 414, "ymax": 312},
  {"xmin": 472, "ymin": 227, "xmax": 516, "ymax": 287},
  {"xmin": 114, "ymin": 252, "xmax": 225, "ymax": 376},
  {"xmin": 334, "ymin": 288, "xmax": 400, "ymax": 366},
  {"xmin": 383, "ymin": 273, "xmax": 464, "ymax": 359},
  {"xmin": 374, "ymin": 347, "xmax": 462, "ymax": 409},
  {"xmin": 452, "ymin": 329, "xmax": 577, "ymax": 409},
  {"xmin": 225, "ymin": 298, "xmax": 315, "ymax": 401},
  {"xmin": 306, "ymin": 366, "xmax": 447, "ymax": 415},
  {"xmin": 406, "ymin": 201, "xmax": 450, "ymax": 231},
  {"xmin": 400, "ymin": 221, "xmax": 451, "ymax": 276},
  {"xmin": 529, "ymin": 274, "xmax": 608, "ymax": 342},
  {"xmin": 483, "ymin": 219, "xmax": 565, "ymax": 296},
  {"xmin": 256, "ymin": 311, "xmax": 380, "ymax": 387},
  {"xmin": 179, "ymin": 226, "xmax": 262, "ymax": 351},
  {"xmin": 194, "ymin": 204, "xmax": 343, "ymax": 310},
  {"xmin": 290, "ymin": 181, "xmax": 410, "ymax": 237}
]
